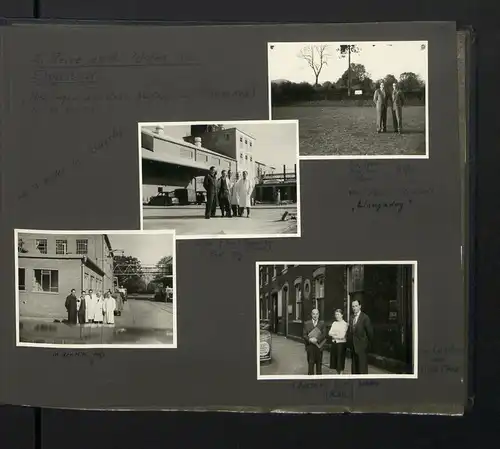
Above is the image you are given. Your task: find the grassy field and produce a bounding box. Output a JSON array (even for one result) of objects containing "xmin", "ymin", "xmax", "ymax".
[{"xmin": 272, "ymin": 103, "xmax": 426, "ymax": 156}]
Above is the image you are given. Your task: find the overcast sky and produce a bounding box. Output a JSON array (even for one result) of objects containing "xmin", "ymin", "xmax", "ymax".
[
  {"xmin": 268, "ymin": 41, "xmax": 428, "ymax": 84},
  {"xmin": 108, "ymin": 234, "xmax": 173, "ymax": 266},
  {"xmin": 145, "ymin": 121, "xmax": 298, "ymax": 169}
]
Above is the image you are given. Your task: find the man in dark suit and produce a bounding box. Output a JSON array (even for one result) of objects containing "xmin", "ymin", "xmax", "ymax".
[
  {"xmin": 303, "ymin": 308, "xmax": 327, "ymax": 375},
  {"xmin": 348, "ymin": 299, "xmax": 374, "ymax": 374},
  {"xmin": 373, "ymin": 81, "xmax": 391, "ymax": 133},
  {"xmin": 391, "ymin": 82, "xmax": 405, "ymax": 133},
  {"xmin": 217, "ymin": 170, "xmax": 232, "ymax": 218},
  {"xmin": 203, "ymin": 166, "xmax": 217, "ymax": 219},
  {"xmin": 64, "ymin": 289, "xmax": 78, "ymax": 325}
]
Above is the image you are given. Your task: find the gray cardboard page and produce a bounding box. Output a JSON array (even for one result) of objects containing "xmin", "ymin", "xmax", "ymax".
[{"xmin": 0, "ymin": 21, "xmax": 466, "ymax": 414}]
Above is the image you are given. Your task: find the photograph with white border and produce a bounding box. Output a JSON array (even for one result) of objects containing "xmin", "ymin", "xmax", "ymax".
[
  {"xmin": 268, "ymin": 41, "xmax": 429, "ymax": 159},
  {"xmin": 139, "ymin": 120, "xmax": 300, "ymax": 239},
  {"xmin": 257, "ymin": 261, "xmax": 417, "ymax": 380},
  {"xmin": 15, "ymin": 229, "xmax": 177, "ymax": 349}
]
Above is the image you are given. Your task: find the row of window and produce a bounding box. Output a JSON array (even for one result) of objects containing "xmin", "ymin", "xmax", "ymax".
[
  {"xmin": 260, "ymin": 264, "xmax": 292, "ymax": 286},
  {"xmin": 27, "ymin": 238, "xmax": 89, "ymax": 255},
  {"xmin": 18, "ymin": 268, "xmax": 104, "ymax": 293},
  {"xmin": 239, "ymin": 136, "xmax": 253, "ymax": 148},
  {"xmin": 239, "ymin": 153, "xmax": 252, "ymax": 162}
]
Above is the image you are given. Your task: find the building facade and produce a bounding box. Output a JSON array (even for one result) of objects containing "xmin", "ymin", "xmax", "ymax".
[
  {"xmin": 188, "ymin": 127, "xmax": 256, "ymax": 182},
  {"xmin": 258, "ymin": 264, "xmax": 414, "ymax": 373},
  {"xmin": 17, "ymin": 233, "xmax": 114, "ymax": 318}
]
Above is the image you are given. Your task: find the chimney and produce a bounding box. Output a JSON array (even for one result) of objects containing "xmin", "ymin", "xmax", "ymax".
[
  {"xmin": 154, "ymin": 125, "xmax": 164, "ymax": 135},
  {"xmin": 194, "ymin": 137, "xmax": 202, "ymax": 148}
]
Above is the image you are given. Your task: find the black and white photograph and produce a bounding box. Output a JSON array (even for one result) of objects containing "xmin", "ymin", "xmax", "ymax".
[
  {"xmin": 257, "ymin": 262, "xmax": 417, "ymax": 379},
  {"xmin": 15, "ymin": 229, "xmax": 177, "ymax": 348},
  {"xmin": 139, "ymin": 120, "xmax": 300, "ymax": 239},
  {"xmin": 268, "ymin": 41, "xmax": 428, "ymax": 159}
]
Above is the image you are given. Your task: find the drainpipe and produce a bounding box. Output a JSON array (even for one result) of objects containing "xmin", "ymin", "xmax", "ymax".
[{"xmin": 81, "ymin": 258, "xmax": 85, "ymax": 292}]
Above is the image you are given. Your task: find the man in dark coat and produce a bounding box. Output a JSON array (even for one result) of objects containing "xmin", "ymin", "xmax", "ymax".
[
  {"xmin": 203, "ymin": 166, "xmax": 217, "ymax": 219},
  {"xmin": 65, "ymin": 289, "xmax": 78, "ymax": 324},
  {"xmin": 347, "ymin": 299, "xmax": 374, "ymax": 374},
  {"xmin": 373, "ymin": 81, "xmax": 391, "ymax": 133},
  {"xmin": 217, "ymin": 170, "xmax": 232, "ymax": 218},
  {"xmin": 77, "ymin": 291, "xmax": 86, "ymax": 324},
  {"xmin": 302, "ymin": 308, "xmax": 327, "ymax": 375},
  {"xmin": 391, "ymin": 82, "xmax": 405, "ymax": 133}
]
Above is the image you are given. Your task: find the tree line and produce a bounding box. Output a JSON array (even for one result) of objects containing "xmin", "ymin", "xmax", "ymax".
[{"xmin": 271, "ymin": 44, "xmax": 426, "ymax": 106}]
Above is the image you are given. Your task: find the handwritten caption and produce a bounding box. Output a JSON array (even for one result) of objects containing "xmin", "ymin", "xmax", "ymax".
[
  {"xmin": 25, "ymin": 51, "xmax": 256, "ymax": 115},
  {"xmin": 17, "ymin": 127, "xmax": 123, "ymax": 201},
  {"xmin": 348, "ymin": 162, "xmax": 433, "ymax": 214},
  {"xmin": 196, "ymin": 239, "xmax": 273, "ymax": 262},
  {"xmin": 292, "ymin": 379, "xmax": 380, "ymax": 401},
  {"xmin": 420, "ymin": 344, "xmax": 463, "ymax": 376},
  {"xmin": 52, "ymin": 350, "xmax": 105, "ymax": 366}
]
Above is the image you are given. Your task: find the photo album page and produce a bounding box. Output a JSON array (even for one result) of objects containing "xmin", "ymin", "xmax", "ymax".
[{"xmin": 0, "ymin": 21, "xmax": 470, "ymax": 414}]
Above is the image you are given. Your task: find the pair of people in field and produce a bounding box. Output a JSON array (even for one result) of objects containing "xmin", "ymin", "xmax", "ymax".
[
  {"xmin": 373, "ymin": 81, "xmax": 405, "ymax": 134},
  {"xmin": 203, "ymin": 167, "xmax": 254, "ymax": 219},
  {"xmin": 303, "ymin": 300, "xmax": 373, "ymax": 376}
]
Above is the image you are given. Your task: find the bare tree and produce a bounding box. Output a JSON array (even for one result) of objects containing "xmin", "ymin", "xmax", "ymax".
[
  {"xmin": 337, "ymin": 44, "xmax": 361, "ymax": 96},
  {"xmin": 298, "ymin": 45, "xmax": 331, "ymax": 86}
]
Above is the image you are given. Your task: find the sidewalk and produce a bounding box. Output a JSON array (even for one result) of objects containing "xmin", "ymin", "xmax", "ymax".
[{"xmin": 260, "ymin": 334, "xmax": 390, "ymax": 376}]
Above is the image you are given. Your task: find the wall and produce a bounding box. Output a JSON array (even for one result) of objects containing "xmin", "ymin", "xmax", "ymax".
[
  {"xmin": 259, "ymin": 264, "xmax": 346, "ymax": 341},
  {"xmin": 18, "ymin": 258, "xmax": 81, "ymax": 319}
]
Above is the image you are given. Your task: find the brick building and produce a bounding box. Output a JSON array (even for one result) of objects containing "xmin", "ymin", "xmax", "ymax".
[
  {"xmin": 17, "ymin": 232, "xmax": 115, "ymax": 318},
  {"xmin": 258, "ymin": 263, "xmax": 415, "ymax": 373}
]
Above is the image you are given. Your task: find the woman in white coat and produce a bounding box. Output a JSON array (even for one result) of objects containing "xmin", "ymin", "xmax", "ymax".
[
  {"xmin": 230, "ymin": 171, "xmax": 241, "ymax": 217},
  {"xmin": 103, "ymin": 292, "xmax": 116, "ymax": 325},
  {"xmin": 93, "ymin": 292, "xmax": 104, "ymax": 324},
  {"xmin": 84, "ymin": 290, "xmax": 93, "ymax": 323},
  {"xmin": 236, "ymin": 170, "xmax": 253, "ymax": 218}
]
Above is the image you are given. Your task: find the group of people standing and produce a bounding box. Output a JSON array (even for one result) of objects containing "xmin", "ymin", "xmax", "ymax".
[
  {"xmin": 303, "ymin": 299, "xmax": 374, "ymax": 375},
  {"xmin": 64, "ymin": 288, "xmax": 125, "ymax": 326},
  {"xmin": 373, "ymin": 81, "xmax": 405, "ymax": 134},
  {"xmin": 203, "ymin": 166, "xmax": 254, "ymax": 219}
]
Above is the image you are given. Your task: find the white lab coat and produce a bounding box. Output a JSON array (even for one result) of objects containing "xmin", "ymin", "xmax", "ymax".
[
  {"xmin": 84, "ymin": 294, "xmax": 92, "ymax": 322},
  {"xmin": 103, "ymin": 296, "xmax": 116, "ymax": 324},
  {"xmin": 230, "ymin": 179, "xmax": 240, "ymax": 205},
  {"xmin": 236, "ymin": 178, "xmax": 253, "ymax": 208},
  {"xmin": 94, "ymin": 296, "xmax": 104, "ymax": 322}
]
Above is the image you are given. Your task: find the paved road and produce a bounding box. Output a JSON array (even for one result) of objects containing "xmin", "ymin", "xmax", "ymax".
[
  {"xmin": 142, "ymin": 204, "xmax": 298, "ymax": 236},
  {"xmin": 260, "ymin": 334, "xmax": 390, "ymax": 376},
  {"xmin": 19, "ymin": 294, "xmax": 174, "ymax": 345}
]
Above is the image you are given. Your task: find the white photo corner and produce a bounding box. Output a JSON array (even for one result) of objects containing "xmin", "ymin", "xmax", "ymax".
[
  {"xmin": 15, "ymin": 229, "xmax": 177, "ymax": 349},
  {"xmin": 268, "ymin": 41, "xmax": 429, "ymax": 160}
]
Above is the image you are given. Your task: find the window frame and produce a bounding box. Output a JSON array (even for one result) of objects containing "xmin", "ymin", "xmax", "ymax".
[
  {"xmin": 32, "ymin": 268, "xmax": 59, "ymax": 293},
  {"xmin": 76, "ymin": 239, "xmax": 89, "ymax": 255}
]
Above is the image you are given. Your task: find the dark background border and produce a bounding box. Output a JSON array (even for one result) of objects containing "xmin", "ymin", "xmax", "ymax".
[{"xmin": 1, "ymin": 0, "xmax": 495, "ymax": 447}]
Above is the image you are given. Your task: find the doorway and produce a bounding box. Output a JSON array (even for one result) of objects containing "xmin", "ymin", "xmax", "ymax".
[{"xmin": 271, "ymin": 292, "xmax": 279, "ymax": 333}]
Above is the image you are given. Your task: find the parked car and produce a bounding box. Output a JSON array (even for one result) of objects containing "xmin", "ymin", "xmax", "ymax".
[
  {"xmin": 259, "ymin": 321, "xmax": 272, "ymax": 363},
  {"xmin": 154, "ymin": 286, "xmax": 174, "ymax": 303}
]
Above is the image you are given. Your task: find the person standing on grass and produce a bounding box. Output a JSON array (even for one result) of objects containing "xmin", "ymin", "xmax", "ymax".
[
  {"xmin": 391, "ymin": 82, "xmax": 405, "ymax": 134},
  {"xmin": 236, "ymin": 170, "xmax": 253, "ymax": 218},
  {"xmin": 328, "ymin": 309, "xmax": 349, "ymax": 374},
  {"xmin": 203, "ymin": 166, "xmax": 217, "ymax": 219},
  {"xmin": 64, "ymin": 289, "xmax": 78, "ymax": 325},
  {"xmin": 373, "ymin": 81, "xmax": 391, "ymax": 133},
  {"xmin": 230, "ymin": 171, "xmax": 241, "ymax": 217}
]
